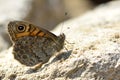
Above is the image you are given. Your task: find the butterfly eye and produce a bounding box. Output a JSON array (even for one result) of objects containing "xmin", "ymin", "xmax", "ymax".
[{"xmin": 17, "ymin": 25, "xmax": 26, "ymax": 32}]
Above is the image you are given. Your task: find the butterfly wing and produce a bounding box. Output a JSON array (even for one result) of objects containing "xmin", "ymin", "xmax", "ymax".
[{"xmin": 29, "ymin": 24, "xmax": 58, "ymax": 42}]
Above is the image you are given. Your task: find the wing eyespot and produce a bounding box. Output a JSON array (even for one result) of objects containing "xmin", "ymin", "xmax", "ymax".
[{"xmin": 16, "ymin": 24, "xmax": 26, "ymax": 32}]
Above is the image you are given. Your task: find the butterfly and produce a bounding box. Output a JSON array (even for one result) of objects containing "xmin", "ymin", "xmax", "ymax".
[{"xmin": 8, "ymin": 21, "xmax": 65, "ymax": 70}]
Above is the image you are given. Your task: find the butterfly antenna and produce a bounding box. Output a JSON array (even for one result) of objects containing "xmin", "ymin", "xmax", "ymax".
[
  {"xmin": 60, "ymin": 12, "xmax": 68, "ymax": 34},
  {"xmin": 62, "ymin": 12, "xmax": 70, "ymax": 51},
  {"xmin": 60, "ymin": 20, "xmax": 64, "ymax": 35}
]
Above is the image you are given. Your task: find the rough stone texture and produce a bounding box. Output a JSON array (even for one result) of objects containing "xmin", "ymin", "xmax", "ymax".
[{"xmin": 0, "ymin": 1, "xmax": 120, "ymax": 80}]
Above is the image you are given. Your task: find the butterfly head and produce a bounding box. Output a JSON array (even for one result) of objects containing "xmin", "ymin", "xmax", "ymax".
[{"xmin": 8, "ymin": 21, "xmax": 33, "ymax": 42}]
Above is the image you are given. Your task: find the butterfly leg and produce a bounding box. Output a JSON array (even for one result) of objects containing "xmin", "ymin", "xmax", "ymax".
[
  {"xmin": 31, "ymin": 62, "xmax": 43, "ymax": 71},
  {"xmin": 26, "ymin": 62, "xmax": 43, "ymax": 73}
]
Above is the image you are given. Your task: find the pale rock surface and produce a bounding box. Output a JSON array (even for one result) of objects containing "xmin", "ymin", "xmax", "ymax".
[{"xmin": 0, "ymin": 1, "xmax": 120, "ymax": 80}]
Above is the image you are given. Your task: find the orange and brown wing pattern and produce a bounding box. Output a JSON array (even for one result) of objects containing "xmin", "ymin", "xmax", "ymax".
[{"xmin": 8, "ymin": 21, "xmax": 58, "ymax": 42}]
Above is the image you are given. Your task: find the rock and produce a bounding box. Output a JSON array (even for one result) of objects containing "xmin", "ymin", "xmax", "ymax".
[{"xmin": 0, "ymin": 1, "xmax": 120, "ymax": 80}]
